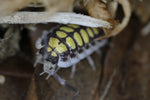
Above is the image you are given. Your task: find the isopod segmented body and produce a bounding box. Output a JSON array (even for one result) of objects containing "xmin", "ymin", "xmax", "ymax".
[{"xmin": 35, "ymin": 24, "xmax": 107, "ymax": 82}]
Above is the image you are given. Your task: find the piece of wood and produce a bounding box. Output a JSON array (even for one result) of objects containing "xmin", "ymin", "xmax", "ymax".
[{"xmin": 96, "ymin": 15, "xmax": 150, "ymax": 100}]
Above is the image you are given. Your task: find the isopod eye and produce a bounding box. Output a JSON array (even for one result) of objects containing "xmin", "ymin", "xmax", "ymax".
[{"xmin": 39, "ymin": 47, "xmax": 45, "ymax": 55}]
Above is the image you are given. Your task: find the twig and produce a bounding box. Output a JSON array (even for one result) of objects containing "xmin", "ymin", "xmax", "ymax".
[{"xmin": 99, "ymin": 69, "xmax": 116, "ymax": 100}]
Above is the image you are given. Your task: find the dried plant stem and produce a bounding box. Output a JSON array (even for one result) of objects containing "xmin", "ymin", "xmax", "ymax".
[
  {"xmin": 99, "ymin": 70, "xmax": 116, "ymax": 100},
  {"xmin": 110, "ymin": 0, "xmax": 131, "ymax": 36},
  {"xmin": 0, "ymin": 12, "xmax": 111, "ymax": 28},
  {"xmin": 0, "ymin": 0, "xmax": 33, "ymax": 17},
  {"xmin": 96, "ymin": 0, "xmax": 131, "ymax": 40},
  {"xmin": 108, "ymin": 1, "xmax": 118, "ymax": 18}
]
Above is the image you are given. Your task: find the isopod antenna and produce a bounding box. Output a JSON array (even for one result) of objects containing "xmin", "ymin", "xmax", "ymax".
[{"xmin": 53, "ymin": 73, "xmax": 79, "ymax": 100}]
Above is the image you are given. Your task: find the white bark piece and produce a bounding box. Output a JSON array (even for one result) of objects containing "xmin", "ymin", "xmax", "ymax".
[{"xmin": 0, "ymin": 12, "xmax": 111, "ymax": 28}]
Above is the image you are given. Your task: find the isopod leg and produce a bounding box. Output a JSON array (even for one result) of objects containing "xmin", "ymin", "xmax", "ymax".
[
  {"xmin": 65, "ymin": 83, "xmax": 79, "ymax": 100},
  {"xmin": 70, "ymin": 64, "xmax": 76, "ymax": 79},
  {"xmin": 87, "ymin": 56, "xmax": 96, "ymax": 71},
  {"xmin": 95, "ymin": 49, "xmax": 102, "ymax": 57},
  {"xmin": 53, "ymin": 73, "xmax": 66, "ymax": 85}
]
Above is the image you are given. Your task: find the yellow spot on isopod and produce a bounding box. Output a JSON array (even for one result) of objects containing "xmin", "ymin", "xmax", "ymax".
[
  {"xmin": 47, "ymin": 47, "xmax": 52, "ymax": 52},
  {"xmin": 56, "ymin": 31, "xmax": 67, "ymax": 38},
  {"xmin": 87, "ymin": 28, "xmax": 94, "ymax": 38},
  {"xmin": 60, "ymin": 27, "xmax": 74, "ymax": 32},
  {"xmin": 80, "ymin": 29, "xmax": 89, "ymax": 43},
  {"xmin": 92, "ymin": 28, "xmax": 99, "ymax": 35},
  {"xmin": 51, "ymin": 51, "xmax": 57, "ymax": 57},
  {"xmin": 49, "ymin": 37, "xmax": 67, "ymax": 53},
  {"xmin": 67, "ymin": 24, "xmax": 80, "ymax": 28},
  {"xmin": 74, "ymin": 32, "xmax": 83, "ymax": 46},
  {"xmin": 66, "ymin": 37, "xmax": 76, "ymax": 49}
]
